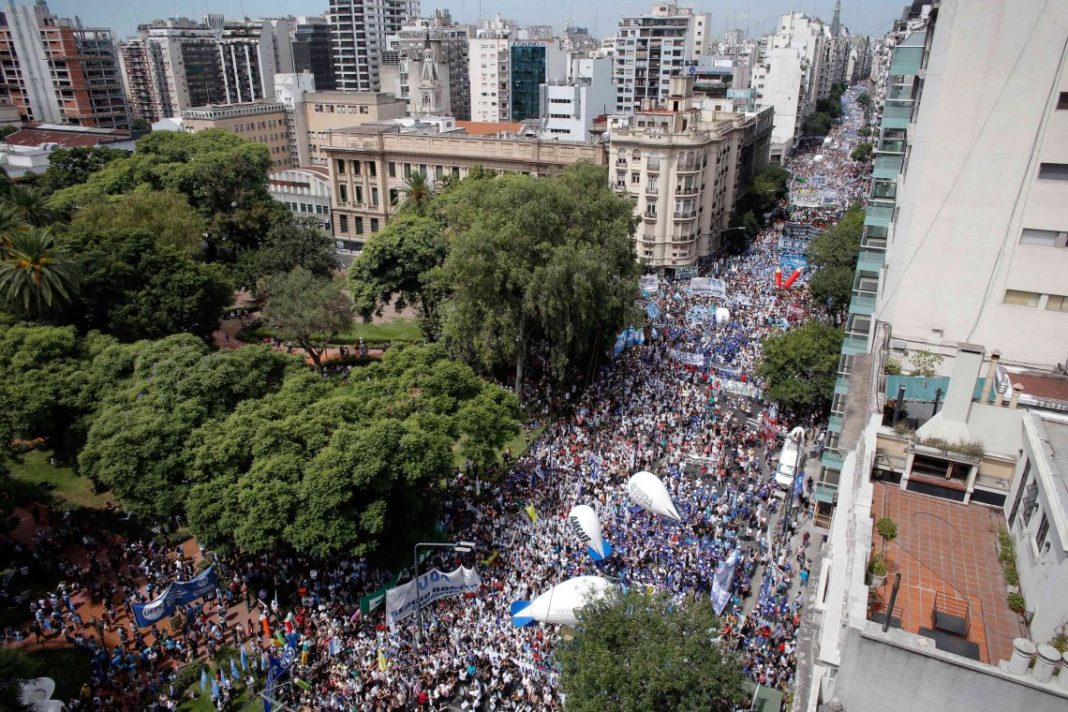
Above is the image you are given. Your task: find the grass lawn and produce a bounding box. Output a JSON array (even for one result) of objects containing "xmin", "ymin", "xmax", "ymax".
[
  {"xmin": 240, "ymin": 317, "xmax": 423, "ymax": 345},
  {"xmin": 25, "ymin": 646, "xmax": 93, "ymax": 703},
  {"xmin": 8, "ymin": 450, "xmax": 110, "ymax": 509}
]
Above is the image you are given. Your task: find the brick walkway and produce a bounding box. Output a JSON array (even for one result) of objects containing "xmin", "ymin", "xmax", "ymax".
[{"xmin": 869, "ymin": 482, "xmax": 1027, "ymax": 664}]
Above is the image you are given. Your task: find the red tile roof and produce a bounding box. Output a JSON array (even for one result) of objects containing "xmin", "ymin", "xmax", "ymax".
[
  {"xmin": 2, "ymin": 125, "xmax": 131, "ymax": 148},
  {"xmin": 1010, "ymin": 372, "xmax": 1068, "ymax": 403},
  {"xmin": 456, "ymin": 120, "xmax": 523, "ymax": 136}
]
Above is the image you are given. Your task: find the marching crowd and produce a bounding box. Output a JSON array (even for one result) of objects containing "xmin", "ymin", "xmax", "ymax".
[{"xmin": 4, "ymin": 87, "xmax": 870, "ymax": 711}]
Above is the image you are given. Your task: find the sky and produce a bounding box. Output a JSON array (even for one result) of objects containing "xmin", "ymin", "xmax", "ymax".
[{"xmin": 44, "ymin": 0, "xmax": 907, "ymax": 41}]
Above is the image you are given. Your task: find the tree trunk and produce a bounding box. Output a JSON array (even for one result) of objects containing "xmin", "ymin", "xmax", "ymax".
[
  {"xmin": 514, "ymin": 319, "xmax": 526, "ymax": 400},
  {"xmin": 300, "ymin": 338, "xmax": 323, "ymax": 369}
]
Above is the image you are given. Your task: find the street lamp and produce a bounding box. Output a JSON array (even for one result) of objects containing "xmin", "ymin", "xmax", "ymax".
[{"xmin": 412, "ymin": 540, "xmax": 476, "ymax": 646}]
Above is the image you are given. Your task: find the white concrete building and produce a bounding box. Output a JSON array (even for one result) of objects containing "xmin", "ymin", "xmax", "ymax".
[
  {"xmin": 274, "ymin": 72, "xmax": 316, "ymax": 167},
  {"xmin": 468, "ymin": 15, "xmax": 515, "ymax": 122},
  {"xmin": 268, "ymin": 165, "xmax": 333, "ymax": 235},
  {"xmin": 874, "ymin": 0, "xmax": 1068, "ymax": 371},
  {"xmin": 613, "ymin": 3, "xmax": 712, "ymax": 113},
  {"xmin": 380, "ymin": 11, "xmax": 470, "ymax": 119},
  {"xmin": 537, "ymin": 57, "xmax": 614, "ymax": 142},
  {"xmin": 329, "ymin": 0, "xmax": 419, "ymax": 92}
]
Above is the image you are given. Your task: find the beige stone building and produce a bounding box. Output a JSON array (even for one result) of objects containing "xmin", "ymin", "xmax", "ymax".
[
  {"xmin": 304, "ymin": 91, "xmax": 408, "ymax": 166},
  {"xmin": 608, "ymin": 76, "xmax": 773, "ymax": 269},
  {"xmin": 182, "ymin": 101, "xmax": 291, "ymax": 169},
  {"xmin": 323, "ymin": 126, "xmax": 605, "ymax": 249}
]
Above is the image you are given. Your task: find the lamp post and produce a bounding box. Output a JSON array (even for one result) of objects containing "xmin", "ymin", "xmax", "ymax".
[{"xmin": 412, "ymin": 540, "xmax": 476, "ymax": 647}]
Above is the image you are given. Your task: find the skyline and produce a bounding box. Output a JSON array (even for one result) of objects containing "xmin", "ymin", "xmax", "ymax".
[{"xmin": 41, "ymin": 0, "xmax": 906, "ymax": 41}]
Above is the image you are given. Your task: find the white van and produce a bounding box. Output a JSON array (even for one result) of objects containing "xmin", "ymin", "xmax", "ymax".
[{"xmin": 774, "ymin": 427, "xmax": 806, "ymax": 490}]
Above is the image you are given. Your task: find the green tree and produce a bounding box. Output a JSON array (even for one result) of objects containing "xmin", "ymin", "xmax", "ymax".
[
  {"xmin": 456, "ymin": 387, "xmax": 522, "ymax": 468},
  {"xmin": 260, "ymin": 267, "xmax": 353, "ymax": 368},
  {"xmin": 758, "ymin": 321, "xmax": 844, "ymax": 413},
  {"xmin": 59, "ymin": 228, "xmax": 232, "ymax": 341},
  {"xmin": 4, "ymin": 185, "xmax": 58, "ymax": 227},
  {"xmin": 69, "ymin": 190, "xmax": 206, "ymax": 253},
  {"xmin": 909, "ymin": 349, "xmax": 944, "ymax": 377},
  {"xmin": 856, "ymin": 93, "xmax": 872, "ymax": 108},
  {"xmin": 559, "ymin": 590, "xmax": 745, "ymax": 712},
  {"xmin": 806, "ymin": 205, "xmax": 864, "ymax": 322},
  {"xmin": 398, "ymin": 170, "xmax": 435, "ymax": 215},
  {"xmin": 79, "ymin": 337, "xmax": 292, "ymax": 518},
  {"xmin": 348, "ymin": 214, "xmax": 446, "ymax": 336},
  {"xmin": 441, "ymin": 163, "xmax": 639, "ymax": 392},
  {"xmin": 131, "ymin": 117, "xmax": 151, "ymax": 131},
  {"xmin": 851, "ymin": 142, "xmax": 874, "ymax": 162},
  {"xmin": 39, "ymin": 146, "xmax": 128, "ymax": 195},
  {"xmin": 236, "ymin": 215, "xmax": 339, "ymax": 290},
  {"xmin": 802, "ymin": 111, "xmax": 833, "ymax": 137},
  {"xmin": 0, "ymin": 647, "xmax": 39, "ymax": 712},
  {"xmin": 733, "ymin": 164, "xmax": 789, "ymax": 221},
  {"xmin": 0, "ymin": 228, "xmax": 79, "ymax": 319},
  {"xmin": 0, "ymin": 204, "xmax": 28, "ymax": 254}
]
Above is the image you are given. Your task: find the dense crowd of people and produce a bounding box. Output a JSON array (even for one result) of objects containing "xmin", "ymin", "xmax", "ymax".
[{"xmin": 2, "ymin": 87, "xmax": 871, "ymax": 711}]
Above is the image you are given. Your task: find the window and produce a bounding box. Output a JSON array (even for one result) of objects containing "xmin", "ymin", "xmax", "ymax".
[
  {"xmin": 1058, "ymin": 92, "xmax": 1068, "ymax": 110},
  {"xmin": 368, "ymin": 162, "xmax": 376, "ymax": 177},
  {"xmin": 1008, "ymin": 460, "xmax": 1030, "ymax": 527},
  {"xmin": 370, "ymin": 218, "xmax": 379, "ymax": 233},
  {"xmin": 1004, "ymin": 289, "xmax": 1041, "ymax": 307},
  {"xmin": 1020, "ymin": 228, "xmax": 1060, "ymax": 247},
  {"xmin": 339, "ymin": 215, "xmax": 348, "ymax": 233},
  {"xmin": 1046, "ymin": 294, "xmax": 1068, "ymax": 312},
  {"xmin": 371, "ymin": 188, "xmax": 379, "ymax": 206},
  {"xmin": 1035, "ymin": 513, "xmax": 1049, "ymax": 551},
  {"xmin": 389, "ymin": 188, "xmax": 399, "ymax": 206},
  {"xmin": 388, "ymin": 162, "xmax": 396, "ymax": 178},
  {"xmin": 354, "ymin": 217, "xmax": 363, "ymax": 234},
  {"xmin": 1038, "ymin": 163, "xmax": 1068, "ymax": 180},
  {"xmin": 1022, "ymin": 480, "xmax": 1039, "ymax": 526},
  {"xmin": 337, "ymin": 184, "xmax": 347, "ymax": 203},
  {"xmin": 352, "ymin": 161, "xmax": 361, "ymax": 176},
  {"xmin": 631, "ymin": 172, "xmax": 640, "ymax": 184},
  {"xmin": 336, "ymin": 159, "xmax": 345, "ymax": 175}
]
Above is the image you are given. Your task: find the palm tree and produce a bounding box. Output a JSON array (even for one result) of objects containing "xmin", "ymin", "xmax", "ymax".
[
  {"xmin": 0, "ymin": 203, "xmax": 28, "ymax": 256},
  {"xmin": 0, "ymin": 228, "xmax": 79, "ymax": 318},
  {"xmin": 4, "ymin": 185, "xmax": 57, "ymax": 227},
  {"xmin": 399, "ymin": 171, "xmax": 434, "ymax": 215}
]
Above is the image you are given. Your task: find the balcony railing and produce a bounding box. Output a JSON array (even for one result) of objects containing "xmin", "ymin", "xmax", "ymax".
[
  {"xmin": 676, "ymin": 185, "xmax": 698, "ymax": 196},
  {"xmin": 673, "ymin": 210, "xmax": 697, "ymax": 220}
]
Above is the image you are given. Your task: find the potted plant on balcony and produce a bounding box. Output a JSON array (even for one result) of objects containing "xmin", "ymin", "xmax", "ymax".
[
  {"xmin": 876, "ymin": 517, "xmax": 898, "ymax": 556},
  {"xmin": 867, "ymin": 553, "xmax": 887, "ymax": 588}
]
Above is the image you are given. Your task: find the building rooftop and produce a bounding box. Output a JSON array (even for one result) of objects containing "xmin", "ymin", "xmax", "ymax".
[
  {"xmin": 868, "ymin": 482, "xmax": 1025, "ymax": 665},
  {"xmin": 2, "ymin": 124, "xmax": 132, "ymax": 148},
  {"xmin": 456, "ymin": 120, "xmax": 523, "ymax": 136}
]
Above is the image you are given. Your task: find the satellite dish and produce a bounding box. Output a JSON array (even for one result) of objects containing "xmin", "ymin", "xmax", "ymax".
[{"xmin": 687, "ymin": 65, "xmax": 697, "ymax": 75}]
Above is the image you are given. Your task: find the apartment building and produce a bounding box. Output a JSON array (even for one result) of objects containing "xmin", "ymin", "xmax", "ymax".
[
  {"xmin": 216, "ymin": 19, "xmax": 296, "ymax": 104},
  {"xmin": 329, "ymin": 0, "xmax": 419, "ymax": 92},
  {"xmin": 323, "ymin": 123, "xmax": 604, "ymax": 250},
  {"xmin": 801, "ymin": 4, "xmax": 1068, "ymax": 710},
  {"xmin": 468, "ymin": 15, "xmax": 515, "ymax": 123},
  {"xmin": 381, "ymin": 11, "xmax": 470, "ymax": 119},
  {"xmin": 268, "ymin": 165, "xmax": 333, "ymax": 235},
  {"xmin": 608, "ymin": 76, "xmax": 772, "ymax": 269},
  {"xmin": 182, "ymin": 101, "xmax": 291, "ymax": 169},
  {"xmin": 613, "ymin": 3, "xmax": 712, "ymax": 113},
  {"xmin": 0, "ymin": 1, "xmax": 129, "ymax": 129}
]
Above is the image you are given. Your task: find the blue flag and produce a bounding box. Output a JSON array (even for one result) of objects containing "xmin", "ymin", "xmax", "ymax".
[
  {"xmin": 200, "ymin": 667, "xmax": 208, "ymax": 691},
  {"xmin": 231, "ymin": 658, "xmax": 240, "ymax": 680},
  {"xmin": 240, "ymin": 645, "xmax": 249, "ymax": 671}
]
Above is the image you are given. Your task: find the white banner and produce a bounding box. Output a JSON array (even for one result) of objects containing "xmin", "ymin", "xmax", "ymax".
[
  {"xmin": 711, "ymin": 549, "xmax": 740, "ymax": 615},
  {"xmin": 689, "ymin": 277, "xmax": 727, "ymax": 298},
  {"xmin": 669, "ymin": 349, "xmax": 705, "ymax": 367},
  {"xmin": 721, "ymin": 379, "xmax": 761, "ymax": 399},
  {"xmin": 639, "ymin": 275, "xmax": 659, "ymax": 292},
  {"xmin": 385, "ymin": 566, "xmax": 481, "ymax": 626}
]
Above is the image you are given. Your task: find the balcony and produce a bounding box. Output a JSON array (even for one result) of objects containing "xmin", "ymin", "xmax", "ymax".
[
  {"xmin": 673, "ymin": 210, "xmax": 696, "ymax": 221},
  {"xmin": 645, "ymin": 186, "xmax": 658, "ymax": 197},
  {"xmin": 877, "ymin": 138, "xmax": 906, "ymax": 154},
  {"xmin": 643, "ymin": 211, "xmax": 658, "ymax": 222},
  {"xmin": 647, "ymin": 159, "xmax": 660, "ymax": 172},
  {"xmin": 676, "ymin": 162, "xmax": 699, "ymax": 173},
  {"xmin": 675, "ymin": 185, "xmax": 698, "ymax": 196}
]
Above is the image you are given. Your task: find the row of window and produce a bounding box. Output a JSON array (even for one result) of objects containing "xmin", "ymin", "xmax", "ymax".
[
  {"xmin": 338, "ymin": 214, "xmax": 378, "ymax": 235},
  {"xmin": 1007, "ymin": 461, "xmax": 1051, "ymax": 556},
  {"xmin": 1003, "ymin": 289, "xmax": 1068, "ymax": 311},
  {"xmin": 313, "ymin": 103, "xmax": 371, "ymax": 114},
  {"xmin": 286, "ymin": 201, "xmax": 329, "ymax": 216}
]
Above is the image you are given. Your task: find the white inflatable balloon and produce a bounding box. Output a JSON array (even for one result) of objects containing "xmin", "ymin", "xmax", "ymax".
[
  {"xmin": 715, "ymin": 307, "xmax": 730, "ymax": 325},
  {"xmin": 628, "ymin": 471, "xmax": 682, "ymax": 522},
  {"xmin": 568, "ymin": 505, "xmax": 612, "ymax": 561},
  {"xmin": 510, "ymin": 576, "xmax": 616, "ymax": 627}
]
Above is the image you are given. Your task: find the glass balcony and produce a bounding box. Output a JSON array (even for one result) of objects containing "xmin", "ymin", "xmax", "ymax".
[
  {"xmin": 871, "ymin": 179, "xmax": 897, "ymax": 201},
  {"xmin": 877, "ymin": 138, "xmax": 906, "ymax": 154}
]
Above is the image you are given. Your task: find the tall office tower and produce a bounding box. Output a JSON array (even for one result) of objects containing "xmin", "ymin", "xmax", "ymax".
[
  {"xmin": 380, "ymin": 10, "xmax": 470, "ymax": 119},
  {"xmin": 292, "ymin": 16, "xmax": 337, "ymax": 91},
  {"xmin": 329, "ymin": 0, "xmax": 419, "ymax": 92},
  {"xmin": 508, "ymin": 39, "xmax": 566, "ymax": 122},
  {"xmin": 0, "ymin": 0, "xmax": 129, "ymax": 128},
  {"xmin": 217, "ymin": 19, "xmax": 296, "ymax": 104},
  {"xmin": 613, "ymin": 3, "xmax": 713, "ymax": 113}
]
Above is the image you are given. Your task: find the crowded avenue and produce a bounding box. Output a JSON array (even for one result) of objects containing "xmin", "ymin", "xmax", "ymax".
[{"xmin": 7, "ymin": 88, "xmax": 872, "ymax": 711}]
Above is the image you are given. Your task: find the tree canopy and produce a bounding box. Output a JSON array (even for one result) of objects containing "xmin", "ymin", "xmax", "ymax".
[
  {"xmin": 439, "ymin": 162, "xmax": 640, "ymax": 391},
  {"xmin": 806, "ymin": 205, "xmax": 864, "ymax": 323},
  {"xmin": 69, "ymin": 190, "xmax": 206, "ymax": 254},
  {"xmin": 758, "ymin": 321, "xmax": 844, "ymax": 413},
  {"xmin": 0, "ymin": 228, "xmax": 79, "ymax": 319},
  {"xmin": 236, "ymin": 215, "xmax": 339, "ymax": 290},
  {"xmin": 559, "ymin": 590, "xmax": 745, "ymax": 712},
  {"xmin": 260, "ymin": 267, "xmax": 353, "ymax": 368},
  {"xmin": 58, "ymin": 228, "xmax": 232, "ymax": 341}
]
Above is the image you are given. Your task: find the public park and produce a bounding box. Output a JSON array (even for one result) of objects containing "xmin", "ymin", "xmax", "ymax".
[{"xmin": 0, "ymin": 80, "xmax": 873, "ymax": 711}]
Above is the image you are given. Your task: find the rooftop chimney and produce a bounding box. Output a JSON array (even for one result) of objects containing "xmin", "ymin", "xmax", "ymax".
[
  {"xmin": 1009, "ymin": 383, "xmax": 1024, "ymax": 410},
  {"xmin": 916, "ymin": 344, "xmax": 983, "ymax": 444},
  {"xmin": 980, "ymin": 350, "xmax": 1000, "ymax": 403}
]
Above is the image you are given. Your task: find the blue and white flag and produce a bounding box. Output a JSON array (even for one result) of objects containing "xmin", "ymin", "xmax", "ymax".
[{"xmin": 710, "ymin": 549, "xmax": 741, "ymax": 616}]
